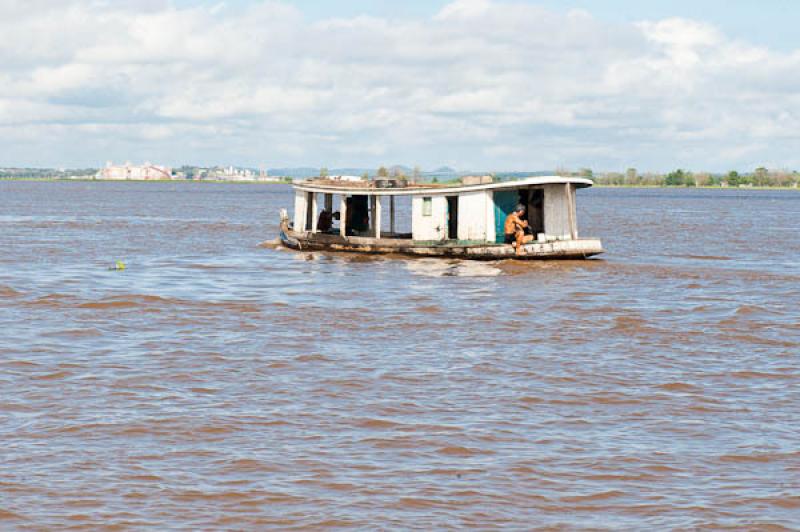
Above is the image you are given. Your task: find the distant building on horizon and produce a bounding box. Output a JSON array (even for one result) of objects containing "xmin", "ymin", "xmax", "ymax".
[{"xmin": 98, "ymin": 161, "xmax": 172, "ymax": 180}]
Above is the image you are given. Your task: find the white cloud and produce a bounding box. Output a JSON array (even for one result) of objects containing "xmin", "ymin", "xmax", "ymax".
[
  {"xmin": 435, "ymin": 0, "xmax": 492, "ymax": 20},
  {"xmin": 0, "ymin": 0, "xmax": 798, "ymax": 171}
]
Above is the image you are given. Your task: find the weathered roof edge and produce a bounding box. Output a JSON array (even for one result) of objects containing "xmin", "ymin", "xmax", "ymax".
[{"xmin": 292, "ymin": 176, "xmax": 594, "ymax": 196}]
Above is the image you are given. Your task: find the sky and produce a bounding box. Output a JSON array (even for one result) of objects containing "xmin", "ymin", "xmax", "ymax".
[{"xmin": 1, "ymin": 0, "xmax": 799, "ymax": 172}]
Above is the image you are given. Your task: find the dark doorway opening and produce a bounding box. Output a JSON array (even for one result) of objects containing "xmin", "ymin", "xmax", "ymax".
[
  {"xmin": 305, "ymin": 192, "xmax": 314, "ymax": 231},
  {"xmin": 447, "ymin": 196, "xmax": 458, "ymax": 240},
  {"xmin": 346, "ymin": 195, "xmax": 369, "ymax": 236},
  {"xmin": 527, "ymin": 189, "xmax": 544, "ymax": 236}
]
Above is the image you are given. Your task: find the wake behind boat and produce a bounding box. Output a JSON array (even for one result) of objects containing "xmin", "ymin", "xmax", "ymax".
[{"xmin": 278, "ymin": 175, "xmax": 603, "ymax": 260}]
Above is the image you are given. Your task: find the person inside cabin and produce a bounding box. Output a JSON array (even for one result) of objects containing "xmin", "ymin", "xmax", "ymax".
[
  {"xmin": 317, "ymin": 209, "xmax": 333, "ymax": 232},
  {"xmin": 504, "ymin": 204, "xmax": 533, "ymax": 255}
]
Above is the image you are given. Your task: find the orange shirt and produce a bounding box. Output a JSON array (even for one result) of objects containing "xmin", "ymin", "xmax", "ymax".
[{"xmin": 504, "ymin": 212, "xmax": 527, "ymax": 235}]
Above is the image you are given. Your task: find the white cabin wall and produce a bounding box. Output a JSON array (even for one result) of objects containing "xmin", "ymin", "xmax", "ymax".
[
  {"xmin": 412, "ymin": 196, "xmax": 448, "ymax": 241},
  {"xmin": 457, "ymin": 191, "xmax": 493, "ymax": 241},
  {"xmin": 486, "ymin": 191, "xmax": 496, "ymax": 243},
  {"xmin": 568, "ymin": 185, "xmax": 579, "ymax": 239},
  {"xmin": 310, "ymin": 193, "xmax": 319, "ymax": 233},
  {"xmin": 433, "ymin": 196, "xmax": 448, "ymax": 240},
  {"xmin": 543, "ymin": 184, "xmax": 572, "ymax": 240},
  {"xmin": 293, "ymin": 191, "xmax": 307, "ymax": 231}
]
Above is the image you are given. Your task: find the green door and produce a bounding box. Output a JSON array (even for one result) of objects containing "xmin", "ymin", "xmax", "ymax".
[{"xmin": 493, "ymin": 190, "xmax": 519, "ymax": 243}]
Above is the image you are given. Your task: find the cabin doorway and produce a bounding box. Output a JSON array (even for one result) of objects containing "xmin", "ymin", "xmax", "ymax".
[
  {"xmin": 494, "ymin": 188, "xmax": 543, "ymax": 242},
  {"xmin": 526, "ymin": 189, "xmax": 544, "ymax": 236},
  {"xmin": 379, "ymin": 195, "xmax": 412, "ymax": 239},
  {"xmin": 447, "ymin": 196, "xmax": 458, "ymax": 240},
  {"xmin": 493, "ymin": 190, "xmax": 519, "ymax": 243},
  {"xmin": 305, "ymin": 192, "xmax": 314, "ymax": 231},
  {"xmin": 345, "ymin": 195, "xmax": 369, "ymax": 236}
]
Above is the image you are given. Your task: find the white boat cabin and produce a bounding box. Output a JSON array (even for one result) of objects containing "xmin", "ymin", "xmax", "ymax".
[{"xmin": 290, "ymin": 175, "xmax": 593, "ymax": 245}]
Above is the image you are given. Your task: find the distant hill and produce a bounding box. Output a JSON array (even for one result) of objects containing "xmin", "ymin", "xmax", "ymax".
[
  {"xmin": 332, "ymin": 168, "xmax": 373, "ymax": 177},
  {"xmin": 269, "ymin": 166, "xmax": 418, "ymax": 178},
  {"xmin": 269, "ymin": 167, "xmax": 376, "ymax": 178},
  {"xmin": 494, "ymin": 171, "xmax": 554, "ymax": 180},
  {"xmin": 267, "ymin": 168, "xmax": 321, "ymax": 178},
  {"xmin": 388, "ymin": 165, "xmax": 413, "ymax": 175},
  {"xmin": 433, "ymin": 166, "xmax": 456, "ymax": 174}
]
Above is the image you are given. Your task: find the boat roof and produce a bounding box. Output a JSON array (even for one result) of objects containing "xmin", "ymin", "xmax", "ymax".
[{"xmin": 292, "ymin": 176, "xmax": 594, "ymax": 196}]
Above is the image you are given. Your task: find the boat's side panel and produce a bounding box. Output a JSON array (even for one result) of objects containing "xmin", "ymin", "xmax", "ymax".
[
  {"xmin": 465, "ymin": 238, "xmax": 604, "ymax": 260},
  {"xmin": 411, "ymin": 196, "xmax": 448, "ymax": 241},
  {"xmin": 281, "ymin": 224, "xmax": 603, "ymax": 260}
]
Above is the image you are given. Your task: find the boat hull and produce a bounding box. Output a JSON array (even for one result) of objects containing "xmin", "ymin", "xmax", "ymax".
[{"xmin": 279, "ymin": 222, "xmax": 603, "ymax": 260}]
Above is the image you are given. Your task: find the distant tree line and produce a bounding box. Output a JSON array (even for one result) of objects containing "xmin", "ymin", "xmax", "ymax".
[
  {"xmin": 0, "ymin": 168, "xmax": 98, "ymax": 179},
  {"xmin": 337, "ymin": 165, "xmax": 424, "ymax": 181},
  {"xmin": 562, "ymin": 167, "xmax": 800, "ymax": 188}
]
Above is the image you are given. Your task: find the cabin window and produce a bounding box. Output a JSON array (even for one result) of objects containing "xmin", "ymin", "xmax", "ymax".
[{"xmin": 422, "ymin": 197, "xmax": 432, "ymax": 216}]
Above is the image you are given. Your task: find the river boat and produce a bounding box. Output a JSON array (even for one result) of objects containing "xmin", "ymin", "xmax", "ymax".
[{"xmin": 278, "ymin": 175, "xmax": 603, "ymax": 260}]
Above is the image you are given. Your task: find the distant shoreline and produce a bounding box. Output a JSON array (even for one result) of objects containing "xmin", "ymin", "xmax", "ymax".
[
  {"xmin": 593, "ymin": 184, "xmax": 800, "ymax": 191},
  {"xmin": 2, "ymin": 177, "xmax": 799, "ymax": 191},
  {"xmin": 0, "ymin": 177, "xmax": 290, "ymax": 185}
]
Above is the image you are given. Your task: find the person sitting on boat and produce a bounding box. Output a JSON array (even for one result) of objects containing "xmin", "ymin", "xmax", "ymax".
[
  {"xmin": 504, "ymin": 204, "xmax": 533, "ymax": 255},
  {"xmin": 317, "ymin": 209, "xmax": 333, "ymax": 232}
]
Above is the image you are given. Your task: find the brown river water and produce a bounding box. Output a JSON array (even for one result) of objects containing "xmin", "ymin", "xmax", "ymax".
[{"xmin": 1, "ymin": 181, "xmax": 799, "ymax": 529}]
